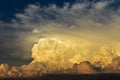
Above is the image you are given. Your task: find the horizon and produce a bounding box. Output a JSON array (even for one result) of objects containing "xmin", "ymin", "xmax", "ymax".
[{"xmin": 0, "ymin": 0, "xmax": 120, "ymax": 78}]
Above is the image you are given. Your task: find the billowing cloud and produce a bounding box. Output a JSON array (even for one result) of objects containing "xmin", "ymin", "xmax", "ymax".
[
  {"xmin": 76, "ymin": 61, "xmax": 97, "ymax": 74},
  {"xmin": 5, "ymin": 0, "xmax": 118, "ymax": 61},
  {"xmin": 0, "ymin": 0, "xmax": 120, "ymax": 78},
  {"xmin": 0, "ymin": 64, "xmax": 8, "ymax": 78}
]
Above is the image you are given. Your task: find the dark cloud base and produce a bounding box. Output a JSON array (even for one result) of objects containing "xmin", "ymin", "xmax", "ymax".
[
  {"xmin": 0, "ymin": 1, "xmax": 120, "ymax": 77},
  {"xmin": 1, "ymin": 73, "xmax": 120, "ymax": 80}
]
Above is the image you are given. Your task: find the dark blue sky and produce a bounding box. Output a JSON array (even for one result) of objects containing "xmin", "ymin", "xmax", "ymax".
[
  {"xmin": 0, "ymin": 0, "xmax": 120, "ymax": 66},
  {"xmin": 0, "ymin": 0, "xmax": 77, "ymax": 66},
  {"xmin": 0, "ymin": 0, "xmax": 120, "ymax": 22},
  {"xmin": 0, "ymin": 0, "xmax": 76, "ymax": 22}
]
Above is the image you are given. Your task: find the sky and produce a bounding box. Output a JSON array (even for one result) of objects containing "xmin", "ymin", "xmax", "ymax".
[
  {"xmin": 0, "ymin": 0, "xmax": 76, "ymax": 22},
  {"xmin": 0, "ymin": 0, "xmax": 120, "ymax": 67},
  {"xmin": 0, "ymin": 0, "xmax": 77, "ymax": 66},
  {"xmin": 0, "ymin": 0, "xmax": 120, "ymax": 78}
]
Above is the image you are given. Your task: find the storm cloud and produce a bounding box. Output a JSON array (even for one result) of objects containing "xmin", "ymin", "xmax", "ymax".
[{"xmin": 0, "ymin": 0, "xmax": 120, "ymax": 78}]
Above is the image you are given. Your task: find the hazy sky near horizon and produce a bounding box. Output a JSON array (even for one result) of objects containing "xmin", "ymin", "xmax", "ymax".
[{"xmin": 0, "ymin": 0, "xmax": 120, "ymax": 66}]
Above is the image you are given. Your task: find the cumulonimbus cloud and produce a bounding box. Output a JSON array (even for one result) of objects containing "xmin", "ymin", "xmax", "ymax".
[{"xmin": 0, "ymin": 0, "xmax": 120, "ymax": 78}]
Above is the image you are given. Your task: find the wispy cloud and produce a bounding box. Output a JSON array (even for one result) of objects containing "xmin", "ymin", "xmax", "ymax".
[{"xmin": 0, "ymin": 0, "xmax": 120, "ymax": 77}]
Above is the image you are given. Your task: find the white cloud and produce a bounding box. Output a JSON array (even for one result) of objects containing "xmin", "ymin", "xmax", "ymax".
[
  {"xmin": 0, "ymin": 1, "xmax": 120, "ymax": 77},
  {"xmin": 93, "ymin": 1, "xmax": 109, "ymax": 10},
  {"xmin": 5, "ymin": 0, "xmax": 119, "ymax": 61}
]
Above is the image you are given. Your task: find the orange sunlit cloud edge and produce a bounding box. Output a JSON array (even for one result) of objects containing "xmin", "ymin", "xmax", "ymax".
[
  {"xmin": 0, "ymin": 0, "xmax": 120, "ymax": 78},
  {"xmin": 0, "ymin": 38, "xmax": 120, "ymax": 78}
]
